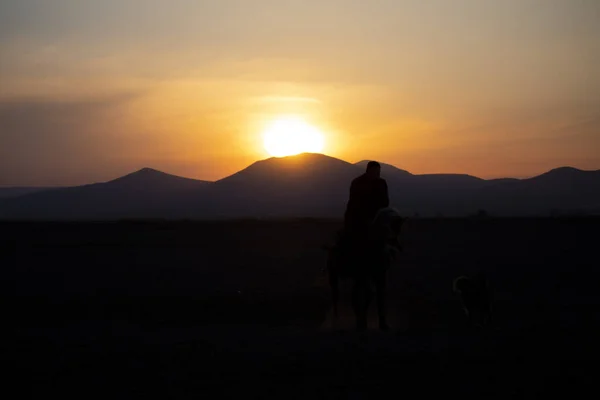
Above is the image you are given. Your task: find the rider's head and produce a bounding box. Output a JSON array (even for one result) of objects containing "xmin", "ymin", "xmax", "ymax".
[{"xmin": 365, "ymin": 161, "xmax": 381, "ymax": 179}]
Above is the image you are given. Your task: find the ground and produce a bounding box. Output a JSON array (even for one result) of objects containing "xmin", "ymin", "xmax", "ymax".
[{"xmin": 3, "ymin": 218, "xmax": 599, "ymax": 398}]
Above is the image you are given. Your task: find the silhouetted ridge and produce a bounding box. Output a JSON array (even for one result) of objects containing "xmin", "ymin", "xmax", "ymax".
[
  {"xmin": 1, "ymin": 156, "xmax": 599, "ymax": 219},
  {"xmin": 472, "ymin": 166, "xmax": 600, "ymax": 216},
  {"xmin": 546, "ymin": 166, "xmax": 583, "ymax": 174},
  {"xmin": 0, "ymin": 187, "xmax": 55, "ymax": 199},
  {"xmin": 217, "ymin": 153, "xmax": 355, "ymax": 184},
  {"xmin": 109, "ymin": 168, "xmax": 211, "ymax": 186},
  {"xmin": 0, "ymin": 167, "xmax": 212, "ymax": 220},
  {"xmin": 527, "ymin": 166, "xmax": 588, "ymax": 181},
  {"xmin": 195, "ymin": 153, "xmax": 359, "ymax": 218}
]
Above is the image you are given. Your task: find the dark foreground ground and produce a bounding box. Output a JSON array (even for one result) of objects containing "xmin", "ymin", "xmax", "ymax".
[{"xmin": 3, "ymin": 218, "xmax": 599, "ymax": 398}]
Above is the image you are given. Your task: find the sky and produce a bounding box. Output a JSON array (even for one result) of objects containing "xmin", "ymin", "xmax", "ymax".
[{"xmin": 1, "ymin": 0, "xmax": 599, "ymax": 186}]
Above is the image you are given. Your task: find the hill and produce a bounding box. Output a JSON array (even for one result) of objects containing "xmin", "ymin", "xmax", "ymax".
[
  {"xmin": 1, "ymin": 154, "xmax": 598, "ymax": 219},
  {"xmin": 0, "ymin": 168, "xmax": 211, "ymax": 220},
  {"xmin": 472, "ymin": 167, "xmax": 600, "ymax": 216},
  {"xmin": 171, "ymin": 153, "xmax": 359, "ymax": 219},
  {"xmin": 0, "ymin": 187, "xmax": 55, "ymax": 199}
]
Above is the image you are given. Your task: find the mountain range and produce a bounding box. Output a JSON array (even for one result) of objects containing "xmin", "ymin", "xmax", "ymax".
[{"xmin": 1, "ymin": 153, "xmax": 599, "ymax": 220}]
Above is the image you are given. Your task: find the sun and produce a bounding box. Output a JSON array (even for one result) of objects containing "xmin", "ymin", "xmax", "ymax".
[{"xmin": 263, "ymin": 116, "xmax": 325, "ymax": 157}]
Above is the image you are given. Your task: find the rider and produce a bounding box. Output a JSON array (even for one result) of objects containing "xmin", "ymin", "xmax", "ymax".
[
  {"xmin": 344, "ymin": 161, "xmax": 390, "ymax": 245},
  {"xmin": 343, "ymin": 160, "xmax": 391, "ymax": 331}
]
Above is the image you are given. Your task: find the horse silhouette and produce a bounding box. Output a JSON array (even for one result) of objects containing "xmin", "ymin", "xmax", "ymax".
[{"xmin": 323, "ymin": 207, "xmax": 405, "ymax": 331}]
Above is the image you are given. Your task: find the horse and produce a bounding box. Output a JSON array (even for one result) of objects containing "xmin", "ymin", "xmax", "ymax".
[{"xmin": 322, "ymin": 207, "xmax": 406, "ymax": 331}]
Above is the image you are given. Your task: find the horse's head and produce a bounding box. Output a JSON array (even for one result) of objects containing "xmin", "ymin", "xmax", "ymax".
[{"xmin": 374, "ymin": 213, "xmax": 406, "ymax": 263}]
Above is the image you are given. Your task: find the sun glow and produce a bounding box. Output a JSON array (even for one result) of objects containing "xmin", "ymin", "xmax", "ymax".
[{"xmin": 262, "ymin": 117, "xmax": 325, "ymax": 157}]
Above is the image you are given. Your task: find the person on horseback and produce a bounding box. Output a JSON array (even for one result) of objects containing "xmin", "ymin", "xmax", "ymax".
[
  {"xmin": 343, "ymin": 161, "xmax": 392, "ymax": 331},
  {"xmin": 344, "ymin": 161, "xmax": 389, "ymax": 245}
]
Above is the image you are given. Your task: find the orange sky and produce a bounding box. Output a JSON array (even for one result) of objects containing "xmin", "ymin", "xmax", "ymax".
[{"xmin": 1, "ymin": 0, "xmax": 599, "ymax": 186}]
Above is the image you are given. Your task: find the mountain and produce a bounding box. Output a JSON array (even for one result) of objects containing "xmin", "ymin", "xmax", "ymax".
[
  {"xmin": 1, "ymin": 155, "xmax": 598, "ymax": 219},
  {"xmin": 0, "ymin": 168, "xmax": 211, "ymax": 220},
  {"xmin": 108, "ymin": 167, "xmax": 210, "ymax": 189},
  {"xmin": 0, "ymin": 187, "xmax": 55, "ymax": 199},
  {"xmin": 388, "ymin": 173, "xmax": 488, "ymax": 216},
  {"xmin": 473, "ymin": 167, "xmax": 600, "ymax": 216},
  {"xmin": 173, "ymin": 153, "xmax": 359, "ymax": 219}
]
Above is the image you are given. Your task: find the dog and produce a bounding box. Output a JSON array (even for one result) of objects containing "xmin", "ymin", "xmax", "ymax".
[{"xmin": 452, "ymin": 273, "xmax": 493, "ymax": 328}]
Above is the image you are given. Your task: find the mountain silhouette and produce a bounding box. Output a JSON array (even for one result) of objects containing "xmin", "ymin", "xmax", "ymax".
[
  {"xmin": 473, "ymin": 166, "xmax": 600, "ymax": 216},
  {"xmin": 108, "ymin": 168, "xmax": 211, "ymax": 191},
  {"xmin": 0, "ymin": 168, "xmax": 211, "ymax": 220},
  {"xmin": 0, "ymin": 187, "xmax": 55, "ymax": 199},
  {"xmin": 0, "ymin": 154, "xmax": 598, "ymax": 219},
  {"xmin": 176, "ymin": 153, "xmax": 359, "ymax": 219}
]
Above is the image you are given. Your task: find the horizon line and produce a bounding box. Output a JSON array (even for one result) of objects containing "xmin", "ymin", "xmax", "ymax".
[{"xmin": 0, "ymin": 153, "xmax": 596, "ymax": 188}]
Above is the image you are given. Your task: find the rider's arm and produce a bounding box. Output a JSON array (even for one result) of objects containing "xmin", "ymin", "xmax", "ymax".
[{"xmin": 344, "ymin": 179, "xmax": 358, "ymax": 221}]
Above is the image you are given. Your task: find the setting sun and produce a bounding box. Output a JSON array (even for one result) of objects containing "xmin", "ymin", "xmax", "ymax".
[{"xmin": 263, "ymin": 117, "xmax": 325, "ymax": 157}]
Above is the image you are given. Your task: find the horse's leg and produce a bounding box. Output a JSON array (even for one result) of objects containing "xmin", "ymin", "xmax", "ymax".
[
  {"xmin": 358, "ymin": 283, "xmax": 369, "ymax": 332},
  {"xmin": 364, "ymin": 280, "xmax": 374, "ymax": 331},
  {"xmin": 364, "ymin": 276, "xmax": 373, "ymax": 319},
  {"xmin": 351, "ymin": 278, "xmax": 363, "ymax": 331},
  {"xmin": 329, "ymin": 268, "xmax": 339, "ymax": 319},
  {"xmin": 375, "ymin": 269, "xmax": 389, "ymax": 331},
  {"xmin": 352, "ymin": 273, "xmax": 369, "ymax": 332},
  {"xmin": 351, "ymin": 277, "xmax": 360, "ymax": 324}
]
